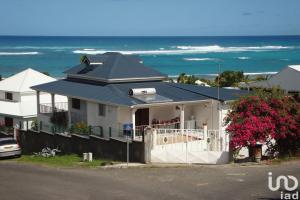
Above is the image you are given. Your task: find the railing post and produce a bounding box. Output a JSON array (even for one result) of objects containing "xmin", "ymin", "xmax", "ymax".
[
  {"xmin": 203, "ymin": 124, "xmax": 208, "ymax": 151},
  {"xmin": 180, "ymin": 104, "xmax": 185, "ymax": 130}
]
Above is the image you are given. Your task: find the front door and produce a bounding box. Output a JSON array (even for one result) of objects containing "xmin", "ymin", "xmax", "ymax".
[{"xmin": 135, "ymin": 108, "xmax": 149, "ymax": 126}]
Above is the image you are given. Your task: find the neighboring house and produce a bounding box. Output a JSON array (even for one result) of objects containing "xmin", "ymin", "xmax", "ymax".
[
  {"xmin": 240, "ymin": 65, "xmax": 300, "ymax": 94},
  {"xmin": 0, "ymin": 68, "xmax": 67, "ymax": 132},
  {"xmin": 32, "ymin": 52, "xmax": 249, "ymax": 164}
]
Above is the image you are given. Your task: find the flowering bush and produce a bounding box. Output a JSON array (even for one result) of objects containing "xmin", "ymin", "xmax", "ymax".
[
  {"xmin": 226, "ymin": 93, "xmax": 300, "ymax": 156},
  {"xmin": 69, "ymin": 122, "xmax": 91, "ymax": 135}
]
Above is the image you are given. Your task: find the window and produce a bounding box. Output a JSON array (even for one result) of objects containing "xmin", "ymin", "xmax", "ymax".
[
  {"xmin": 4, "ymin": 117, "xmax": 13, "ymax": 127},
  {"xmin": 72, "ymin": 98, "xmax": 80, "ymax": 110},
  {"xmin": 98, "ymin": 104, "xmax": 106, "ymax": 116},
  {"xmin": 5, "ymin": 92, "xmax": 13, "ymax": 101}
]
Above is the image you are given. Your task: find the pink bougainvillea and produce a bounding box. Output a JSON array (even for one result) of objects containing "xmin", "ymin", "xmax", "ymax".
[{"xmin": 226, "ymin": 95, "xmax": 300, "ymax": 155}]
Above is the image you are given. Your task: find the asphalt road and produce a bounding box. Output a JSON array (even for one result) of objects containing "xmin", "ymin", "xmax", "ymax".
[{"xmin": 0, "ymin": 161, "xmax": 299, "ymax": 200}]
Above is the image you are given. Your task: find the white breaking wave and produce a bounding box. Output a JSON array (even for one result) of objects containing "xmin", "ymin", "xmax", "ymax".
[
  {"xmin": 73, "ymin": 45, "xmax": 294, "ymax": 55},
  {"xmin": 244, "ymin": 72, "xmax": 277, "ymax": 75},
  {"xmin": 176, "ymin": 45, "xmax": 293, "ymax": 52},
  {"xmin": 0, "ymin": 52, "xmax": 40, "ymax": 55},
  {"xmin": 8, "ymin": 46, "xmax": 81, "ymax": 50},
  {"xmin": 183, "ymin": 58, "xmax": 217, "ymax": 61},
  {"xmin": 237, "ymin": 57, "xmax": 250, "ymax": 60},
  {"xmin": 73, "ymin": 49, "xmax": 191, "ymax": 55}
]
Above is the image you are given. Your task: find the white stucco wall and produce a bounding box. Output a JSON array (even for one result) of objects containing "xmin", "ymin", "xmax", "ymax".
[
  {"xmin": 149, "ymin": 105, "xmax": 180, "ymax": 125},
  {"xmin": 184, "ymin": 100, "xmax": 221, "ymax": 130},
  {"xmin": 0, "ymin": 91, "xmax": 21, "ymax": 102},
  {"xmin": 86, "ymin": 101, "xmax": 119, "ymax": 137},
  {"xmin": 117, "ymin": 107, "xmax": 132, "ymax": 125},
  {"xmin": 68, "ymin": 97, "xmax": 87, "ymax": 123}
]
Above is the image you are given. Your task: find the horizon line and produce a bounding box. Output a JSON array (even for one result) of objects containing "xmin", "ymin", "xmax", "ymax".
[{"xmin": 1, "ymin": 34, "xmax": 300, "ymax": 37}]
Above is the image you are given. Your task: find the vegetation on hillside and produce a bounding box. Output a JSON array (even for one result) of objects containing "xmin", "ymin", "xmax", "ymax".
[{"xmin": 176, "ymin": 70, "xmax": 268, "ymax": 88}]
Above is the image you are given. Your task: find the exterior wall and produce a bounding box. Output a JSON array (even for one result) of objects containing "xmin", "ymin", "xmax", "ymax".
[
  {"xmin": 38, "ymin": 113, "xmax": 52, "ymax": 133},
  {"xmin": 69, "ymin": 97, "xmax": 87, "ymax": 123},
  {"xmin": 86, "ymin": 101, "xmax": 118, "ymax": 137},
  {"xmin": 117, "ymin": 107, "xmax": 132, "ymax": 125},
  {"xmin": 184, "ymin": 100, "xmax": 220, "ymax": 130},
  {"xmin": 149, "ymin": 105, "xmax": 180, "ymax": 125},
  {"xmin": 0, "ymin": 115, "xmax": 34, "ymax": 130},
  {"xmin": 0, "ymin": 91, "xmax": 21, "ymax": 102}
]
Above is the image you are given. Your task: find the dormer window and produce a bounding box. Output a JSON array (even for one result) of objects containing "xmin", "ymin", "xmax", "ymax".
[{"xmin": 5, "ymin": 92, "xmax": 13, "ymax": 101}]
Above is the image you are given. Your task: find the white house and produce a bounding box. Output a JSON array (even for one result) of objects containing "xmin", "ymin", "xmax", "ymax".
[
  {"xmin": 32, "ymin": 53, "xmax": 249, "ymax": 164},
  {"xmin": 241, "ymin": 65, "xmax": 300, "ymax": 94},
  {"xmin": 0, "ymin": 68, "xmax": 67, "ymax": 132}
]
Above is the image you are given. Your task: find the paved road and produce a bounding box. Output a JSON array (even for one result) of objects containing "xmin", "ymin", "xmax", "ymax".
[{"xmin": 0, "ymin": 161, "xmax": 299, "ymax": 200}]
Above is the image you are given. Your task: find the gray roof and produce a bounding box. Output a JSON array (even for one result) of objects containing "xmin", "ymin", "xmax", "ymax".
[
  {"xmin": 168, "ymin": 83, "xmax": 250, "ymax": 102},
  {"xmin": 32, "ymin": 80, "xmax": 250, "ymax": 107},
  {"xmin": 64, "ymin": 52, "xmax": 167, "ymax": 83}
]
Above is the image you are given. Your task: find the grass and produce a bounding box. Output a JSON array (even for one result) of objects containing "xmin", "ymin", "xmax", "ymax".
[{"xmin": 14, "ymin": 154, "xmax": 114, "ymax": 168}]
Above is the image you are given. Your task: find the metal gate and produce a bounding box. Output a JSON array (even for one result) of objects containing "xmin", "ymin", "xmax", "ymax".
[{"xmin": 150, "ymin": 129, "xmax": 229, "ymax": 164}]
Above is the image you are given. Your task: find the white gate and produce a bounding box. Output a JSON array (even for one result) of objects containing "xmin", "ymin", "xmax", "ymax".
[{"xmin": 150, "ymin": 129, "xmax": 230, "ymax": 164}]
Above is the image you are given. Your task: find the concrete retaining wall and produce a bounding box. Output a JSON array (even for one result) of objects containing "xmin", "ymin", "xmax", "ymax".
[{"xmin": 17, "ymin": 130, "xmax": 145, "ymax": 163}]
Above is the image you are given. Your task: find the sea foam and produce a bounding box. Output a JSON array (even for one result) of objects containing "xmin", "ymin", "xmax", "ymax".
[
  {"xmin": 0, "ymin": 52, "xmax": 40, "ymax": 55},
  {"xmin": 183, "ymin": 58, "xmax": 217, "ymax": 61},
  {"xmin": 237, "ymin": 57, "xmax": 250, "ymax": 60},
  {"xmin": 73, "ymin": 45, "xmax": 294, "ymax": 55}
]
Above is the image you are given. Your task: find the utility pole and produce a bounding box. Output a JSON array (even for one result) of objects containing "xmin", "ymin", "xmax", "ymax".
[{"xmin": 217, "ymin": 63, "xmax": 221, "ymax": 101}]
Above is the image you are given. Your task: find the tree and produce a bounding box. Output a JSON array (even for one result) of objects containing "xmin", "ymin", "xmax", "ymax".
[
  {"xmin": 177, "ymin": 73, "xmax": 199, "ymax": 84},
  {"xmin": 225, "ymin": 92, "xmax": 300, "ymax": 157},
  {"xmin": 215, "ymin": 71, "xmax": 244, "ymax": 87},
  {"xmin": 225, "ymin": 96, "xmax": 276, "ymax": 150},
  {"xmin": 42, "ymin": 72, "xmax": 50, "ymax": 76}
]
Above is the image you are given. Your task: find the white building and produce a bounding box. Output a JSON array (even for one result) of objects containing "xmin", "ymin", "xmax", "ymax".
[
  {"xmin": 241, "ymin": 65, "xmax": 300, "ymax": 93},
  {"xmin": 32, "ymin": 53, "xmax": 249, "ymax": 164},
  {"xmin": 0, "ymin": 68, "xmax": 67, "ymax": 132}
]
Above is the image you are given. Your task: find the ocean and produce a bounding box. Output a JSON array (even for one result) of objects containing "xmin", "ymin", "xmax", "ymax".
[{"xmin": 0, "ymin": 36, "xmax": 300, "ymax": 78}]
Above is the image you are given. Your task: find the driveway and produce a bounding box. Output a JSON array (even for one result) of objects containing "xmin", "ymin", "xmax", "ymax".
[{"xmin": 0, "ymin": 161, "xmax": 299, "ymax": 200}]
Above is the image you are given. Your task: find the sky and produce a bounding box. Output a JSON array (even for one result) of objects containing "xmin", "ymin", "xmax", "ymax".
[{"xmin": 0, "ymin": 0, "xmax": 299, "ymax": 36}]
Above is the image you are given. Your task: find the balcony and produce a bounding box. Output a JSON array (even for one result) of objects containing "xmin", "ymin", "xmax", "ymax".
[{"xmin": 40, "ymin": 102, "xmax": 68, "ymax": 114}]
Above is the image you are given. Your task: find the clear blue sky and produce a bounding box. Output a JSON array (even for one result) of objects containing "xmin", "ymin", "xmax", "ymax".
[{"xmin": 0, "ymin": 0, "xmax": 299, "ymax": 36}]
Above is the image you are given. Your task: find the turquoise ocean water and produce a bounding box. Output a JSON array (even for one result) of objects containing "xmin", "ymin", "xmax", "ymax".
[{"xmin": 0, "ymin": 36, "xmax": 300, "ymax": 77}]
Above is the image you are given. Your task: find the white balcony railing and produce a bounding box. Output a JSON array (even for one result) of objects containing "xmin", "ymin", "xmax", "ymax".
[
  {"xmin": 155, "ymin": 128, "xmax": 205, "ymax": 145},
  {"xmin": 40, "ymin": 102, "xmax": 68, "ymax": 114}
]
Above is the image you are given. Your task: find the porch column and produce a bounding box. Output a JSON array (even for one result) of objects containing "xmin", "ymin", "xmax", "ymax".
[
  {"xmin": 180, "ymin": 104, "xmax": 185, "ymax": 129},
  {"xmin": 203, "ymin": 124, "xmax": 208, "ymax": 150},
  {"xmin": 67, "ymin": 99, "xmax": 72, "ymax": 128},
  {"xmin": 51, "ymin": 93, "xmax": 55, "ymax": 114},
  {"xmin": 36, "ymin": 91, "xmax": 40, "ymax": 114},
  {"xmin": 218, "ymin": 102, "xmax": 223, "ymax": 151},
  {"xmin": 131, "ymin": 109, "xmax": 137, "ymax": 139}
]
